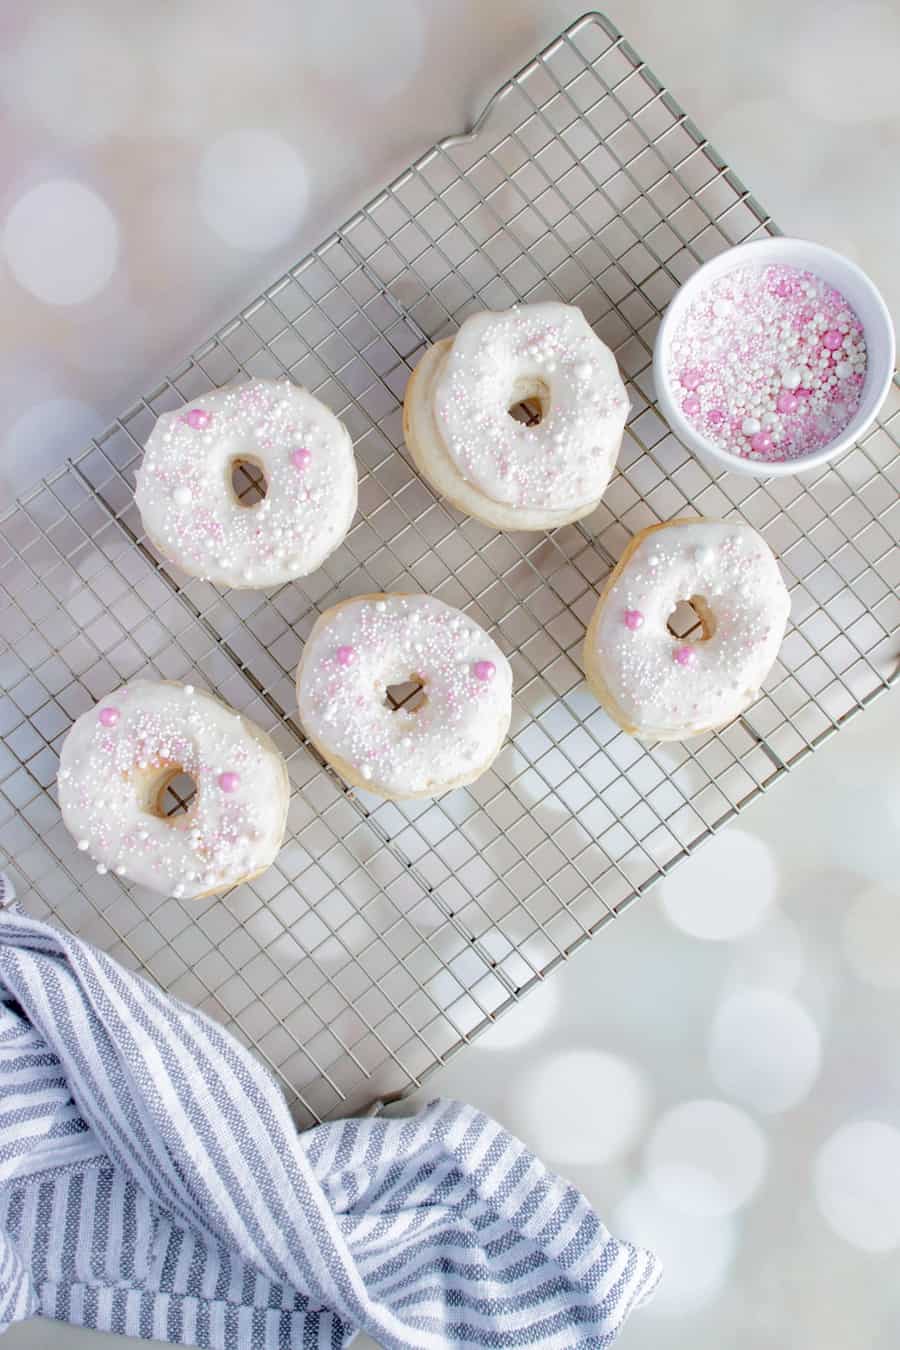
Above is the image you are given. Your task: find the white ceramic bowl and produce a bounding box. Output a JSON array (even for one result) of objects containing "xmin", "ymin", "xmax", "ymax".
[{"xmin": 653, "ymin": 237, "xmax": 895, "ymax": 478}]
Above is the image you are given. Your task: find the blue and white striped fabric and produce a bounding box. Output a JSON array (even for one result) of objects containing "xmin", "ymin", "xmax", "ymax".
[{"xmin": 0, "ymin": 906, "xmax": 660, "ymax": 1347}]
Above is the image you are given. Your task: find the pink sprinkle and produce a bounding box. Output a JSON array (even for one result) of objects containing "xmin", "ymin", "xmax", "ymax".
[
  {"xmin": 624, "ymin": 609, "xmax": 644, "ymax": 631},
  {"xmin": 217, "ymin": 771, "xmax": 240, "ymax": 793},
  {"xmin": 673, "ymin": 645, "xmax": 696, "ymax": 667},
  {"xmin": 98, "ymin": 706, "xmax": 120, "ymax": 727},
  {"xmin": 290, "ymin": 447, "xmax": 311, "ymax": 470},
  {"xmin": 473, "ymin": 660, "xmax": 496, "ymax": 682},
  {"xmin": 336, "ymin": 645, "xmax": 356, "ymax": 667},
  {"xmin": 668, "ymin": 263, "xmax": 866, "ymax": 463},
  {"xmin": 185, "ymin": 408, "xmax": 211, "ymax": 430}
]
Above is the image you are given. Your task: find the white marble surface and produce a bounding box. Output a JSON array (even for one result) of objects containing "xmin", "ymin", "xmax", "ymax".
[{"xmin": 2, "ymin": 2, "xmax": 899, "ymax": 1347}]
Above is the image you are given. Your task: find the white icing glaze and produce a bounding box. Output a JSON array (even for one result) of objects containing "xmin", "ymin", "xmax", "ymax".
[
  {"xmin": 135, "ymin": 378, "xmax": 357, "ymax": 588},
  {"xmin": 587, "ymin": 520, "xmax": 790, "ymax": 738},
  {"xmin": 58, "ymin": 680, "xmax": 288, "ymax": 897},
  {"xmin": 431, "ymin": 303, "xmax": 628, "ymax": 512},
  {"xmin": 296, "ymin": 594, "xmax": 512, "ymax": 797}
]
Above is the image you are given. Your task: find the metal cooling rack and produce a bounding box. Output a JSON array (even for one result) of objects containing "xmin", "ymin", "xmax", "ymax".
[{"xmin": 1, "ymin": 12, "xmax": 898, "ymax": 1128}]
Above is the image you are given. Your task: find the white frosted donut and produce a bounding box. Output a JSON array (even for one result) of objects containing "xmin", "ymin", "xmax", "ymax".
[
  {"xmin": 403, "ymin": 303, "xmax": 628, "ymax": 531},
  {"xmin": 584, "ymin": 519, "xmax": 790, "ymax": 741},
  {"xmin": 58, "ymin": 680, "xmax": 288, "ymax": 898},
  {"xmin": 296, "ymin": 593, "xmax": 512, "ymax": 799},
  {"xmin": 135, "ymin": 378, "xmax": 357, "ymax": 588}
]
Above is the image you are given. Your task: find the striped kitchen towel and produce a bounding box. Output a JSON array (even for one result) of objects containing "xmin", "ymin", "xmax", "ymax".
[{"xmin": 0, "ymin": 903, "xmax": 660, "ymax": 1347}]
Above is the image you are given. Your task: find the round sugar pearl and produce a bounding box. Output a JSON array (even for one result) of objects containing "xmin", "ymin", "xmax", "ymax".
[{"xmin": 669, "ymin": 263, "xmax": 867, "ymax": 463}]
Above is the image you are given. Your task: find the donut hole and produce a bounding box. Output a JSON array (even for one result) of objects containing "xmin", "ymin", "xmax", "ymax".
[
  {"xmin": 666, "ymin": 595, "xmax": 716, "ymax": 642},
  {"xmin": 384, "ymin": 675, "xmax": 427, "ymax": 714},
  {"xmin": 155, "ymin": 767, "xmax": 198, "ymax": 819},
  {"xmin": 507, "ymin": 376, "xmax": 550, "ymax": 427},
  {"xmin": 230, "ymin": 456, "xmax": 268, "ymax": 507}
]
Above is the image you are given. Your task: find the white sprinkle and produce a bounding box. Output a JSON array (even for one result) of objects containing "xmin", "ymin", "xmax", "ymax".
[
  {"xmin": 184, "ymin": 684, "xmax": 195, "ymax": 696},
  {"xmin": 360, "ymin": 764, "xmax": 373, "ymax": 780},
  {"xmin": 172, "ymin": 485, "xmax": 192, "ymax": 508},
  {"xmin": 96, "ymin": 864, "xmax": 108, "ymax": 875},
  {"xmin": 77, "ymin": 839, "xmax": 89, "ymax": 851},
  {"xmin": 741, "ymin": 417, "xmax": 761, "ymax": 435}
]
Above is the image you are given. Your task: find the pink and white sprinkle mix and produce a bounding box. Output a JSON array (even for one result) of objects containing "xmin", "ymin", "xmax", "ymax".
[{"xmin": 668, "ymin": 264, "xmax": 867, "ymax": 463}]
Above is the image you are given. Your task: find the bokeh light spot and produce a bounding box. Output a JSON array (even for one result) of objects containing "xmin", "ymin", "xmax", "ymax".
[
  {"xmin": 661, "ymin": 828, "xmax": 777, "ymax": 941},
  {"xmin": 814, "ymin": 1121, "xmax": 900, "ymax": 1253},
  {"xmin": 617, "ymin": 1181, "xmax": 738, "ymax": 1316},
  {"xmin": 842, "ymin": 884, "xmax": 900, "ymax": 990},
  {"xmin": 198, "ymin": 130, "xmax": 309, "ymax": 252},
  {"xmin": 11, "ymin": 10, "xmax": 137, "ymax": 144},
  {"xmin": 476, "ymin": 979, "xmax": 560, "ymax": 1052},
  {"xmin": 646, "ymin": 1099, "xmax": 767, "ymax": 1217},
  {"xmin": 709, "ymin": 989, "xmax": 822, "ymax": 1114},
  {"xmin": 3, "ymin": 180, "xmax": 119, "ymax": 305},
  {"xmin": 301, "ymin": 0, "xmax": 425, "ymax": 99},
  {"xmin": 511, "ymin": 1049, "xmax": 648, "ymax": 1167}
]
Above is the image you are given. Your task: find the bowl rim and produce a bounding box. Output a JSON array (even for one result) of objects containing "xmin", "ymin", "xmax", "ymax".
[{"xmin": 653, "ymin": 237, "xmax": 896, "ymax": 478}]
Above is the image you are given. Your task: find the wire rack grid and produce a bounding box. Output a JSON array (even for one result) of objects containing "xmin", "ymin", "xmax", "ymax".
[{"xmin": 1, "ymin": 12, "xmax": 898, "ymax": 1128}]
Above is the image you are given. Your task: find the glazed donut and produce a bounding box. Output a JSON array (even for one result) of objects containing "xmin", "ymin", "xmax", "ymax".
[
  {"xmin": 135, "ymin": 378, "xmax": 357, "ymax": 588},
  {"xmin": 403, "ymin": 302, "xmax": 628, "ymax": 531},
  {"xmin": 296, "ymin": 593, "xmax": 512, "ymax": 798},
  {"xmin": 583, "ymin": 519, "xmax": 790, "ymax": 741},
  {"xmin": 58, "ymin": 680, "xmax": 288, "ymax": 898}
]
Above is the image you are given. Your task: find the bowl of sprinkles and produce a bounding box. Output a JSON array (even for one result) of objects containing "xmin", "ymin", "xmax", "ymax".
[{"xmin": 654, "ymin": 238, "xmax": 895, "ymax": 477}]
